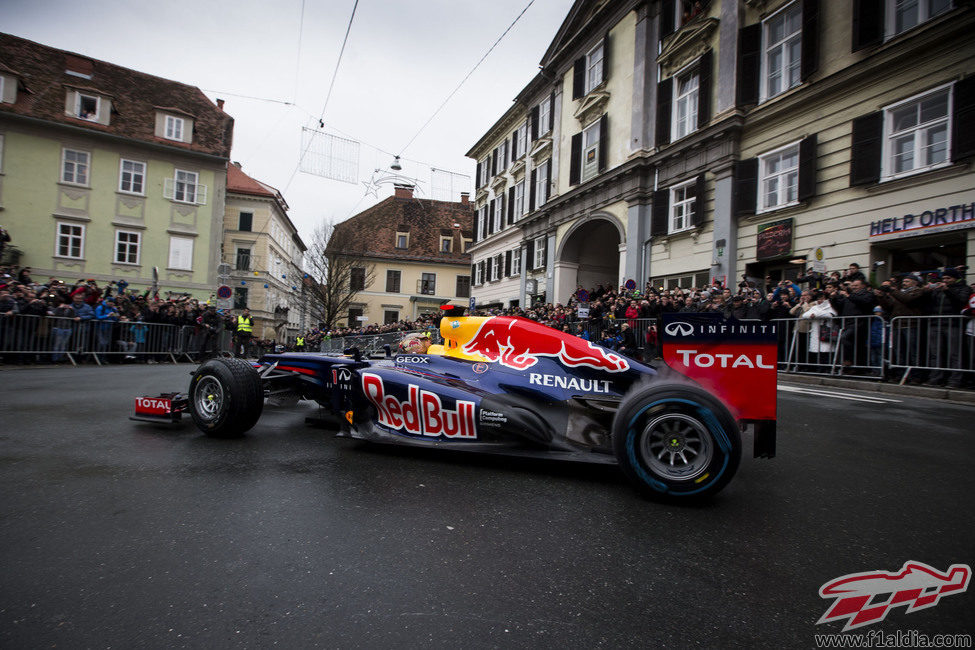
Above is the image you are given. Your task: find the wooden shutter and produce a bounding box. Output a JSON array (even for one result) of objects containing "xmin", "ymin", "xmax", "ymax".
[
  {"xmin": 546, "ymin": 159, "xmax": 553, "ymax": 200},
  {"xmin": 952, "ymin": 76, "xmax": 975, "ymax": 162},
  {"xmin": 692, "ymin": 174, "xmax": 706, "ymax": 227},
  {"xmin": 471, "ymin": 263, "xmax": 476, "ymax": 284},
  {"xmin": 737, "ymin": 23, "xmax": 762, "ymax": 107},
  {"xmin": 548, "ymin": 92, "xmax": 555, "ymax": 132},
  {"xmin": 509, "ymin": 186, "xmax": 517, "ymax": 223},
  {"xmin": 852, "ymin": 0, "xmax": 884, "ymax": 52},
  {"xmin": 656, "ymin": 77, "xmax": 673, "ymax": 147},
  {"xmin": 598, "ymin": 114, "xmax": 608, "ymax": 172},
  {"xmin": 798, "ymin": 134, "xmax": 817, "ymax": 202},
  {"xmin": 530, "ymin": 105, "xmax": 540, "ymax": 142},
  {"xmin": 569, "ymin": 132, "xmax": 582, "ymax": 185},
  {"xmin": 572, "ymin": 57, "xmax": 585, "ymax": 99},
  {"xmin": 491, "ymin": 149, "xmax": 498, "ymax": 177},
  {"xmin": 697, "ymin": 49, "xmax": 713, "ymax": 130},
  {"xmin": 801, "ymin": 0, "xmax": 820, "ymax": 82},
  {"xmin": 660, "ymin": 0, "xmax": 675, "ymax": 39},
  {"xmin": 475, "ymin": 162, "xmax": 482, "ymax": 189},
  {"xmin": 526, "ymin": 239, "xmax": 535, "ymax": 270},
  {"xmin": 472, "ymin": 209, "xmax": 480, "ymax": 243},
  {"xmin": 511, "ymin": 132, "xmax": 518, "ymax": 159},
  {"xmin": 602, "ymin": 32, "xmax": 611, "ymax": 84},
  {"xmin": 529, "ymin": 169, "xmax": 537, "ymax": 212},
  {"xmin": 488, "ymin": 201, "xmax": 495, "ymax": 233},
  {"xmin": 733, "ymin": 158, "xmax": 759, "ymax": 216},
  {"xmin": 651, "ymin": 189, "xmax": 669, "ymax": 236},
  {"xmin": 849, "ymin": 111, "xmax": 883, "ymax": 186},
  {"xmin": 505, "ymin": 250, "xmax": 512, "ymax": 277}
]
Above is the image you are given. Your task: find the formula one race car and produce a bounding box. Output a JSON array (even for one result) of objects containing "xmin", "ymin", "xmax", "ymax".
[{"xmin": 133, "ymin": 312, "xmax": 778, "ymax": 500}]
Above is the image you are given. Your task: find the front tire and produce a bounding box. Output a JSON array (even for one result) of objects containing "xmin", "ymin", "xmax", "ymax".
[
  {"xmin": 612, "ymin": 382, "xmax": 741, "ymax": 500},
  {"xmin": 189, "ymin": 358, "xmax": 264, "ymax": 438}
]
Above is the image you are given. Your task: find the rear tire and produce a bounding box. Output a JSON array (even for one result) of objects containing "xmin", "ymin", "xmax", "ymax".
[
  {"xmin": 612, "ymin": 382, "xmax": 741, "ymax": 500},
  {"xmin": 189, "ymin": 358, "xmax": 264, "ymax": 438}
]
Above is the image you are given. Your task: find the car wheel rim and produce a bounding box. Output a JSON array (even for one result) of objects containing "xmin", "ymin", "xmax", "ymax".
[
  {"xmin": 639, "ymin": 412, "xmax": 713, "ymax": 481},
  {"xmin": 196, "ymin": 376, "xmax": 224, "ymax": 421}
]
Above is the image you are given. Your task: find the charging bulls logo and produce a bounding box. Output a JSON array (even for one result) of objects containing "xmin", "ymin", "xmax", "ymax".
[
  {"xmin": 461, "ymin": 316, "xmax": 629, "ymax": 372},
  {"xmin": 817, "ymin": 561, "xmax": 970, "ymax": 631}
]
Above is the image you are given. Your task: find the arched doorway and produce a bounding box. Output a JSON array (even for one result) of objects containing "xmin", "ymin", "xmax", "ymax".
[{"xmin": 556, "ymin": 217, "xmax": 623, "ymax": 302}]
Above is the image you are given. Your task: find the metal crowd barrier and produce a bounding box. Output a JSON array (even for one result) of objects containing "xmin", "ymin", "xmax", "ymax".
[{"xmin": 888, "ymin": 315, "xmax": 974, "ymax": 385}]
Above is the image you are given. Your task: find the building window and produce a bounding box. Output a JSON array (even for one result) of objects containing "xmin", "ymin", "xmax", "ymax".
[
  {"xmin": 384, "ymin": 310, "xmax": 399, "ymax": 325},
  {"xmin": 883, "ymin": 86, "xmax": 951, "ymax": 180},
  {"xmin": 165, "ymin": 115, "xmax": 184, "ymax": 141},
  {"xmin": 538, "ymin": 98, "xmax": 551, "ymax": 136},
  {"xmin": 236, "ymin": 247, "xmax": 251, "ymax": 271},
  {"xmin": 478, "ymin": 156, "xmax": 490, "ymax": 186},
  {"xmin": 514, "ymin": 181, "xmax": 525, "ymax": 219},
  {"xmin": 238, "ymin": 212, "xmax": 253, "ymax": 231},
  {"xmin": 582, "ymin": 120, "xmax": 601, "ymax": 182},
  {"xmin": 61, "ymin": 149, "xmax": 89, "ymax": 185},
  {"xmin": 114, "ymin": 230, "xmax": 140, "ymax": 264},
  {"xmin": 350, "ymin": 267, "xmax": 366, "ymax": 291},
  {"xmin": 497, "ymin": 140, "xmax": 508, "ymax": 171},
  {"xmin": 515, "ymin": 122, "xmax": 528, "ymax": 158},
  {"xmin": 474, "ymin": 261, "xmax": 484, "ymax": 286},
  {"xmin": 533, "ymin": 236, "xmax": 546, "ymax": 270},
  {"xmin": 119, "ymin": 159, "xmax": 145, "ymax": 194},
  {"xmin": 440, "ymin": 237, "xmax": 452, "ymax": 253},
  {"xmin": 462, "ymin": 238, "xmax": 472, "ymax": 252},
  {"xmin": 348, "ymin": 308, "xmax": 363, "ymax": 327},
  {"xmin": 888, "ymin": 0, "xmax": 952, "ymax": 37},
  {"xmin": 395, "ymin": 232, "xmax": 409, "ymax": 249},
  {"xmin": 673, "ymin": 69, "xmax": 699, "ymax": 140},
  {"xmin": 670, "ymin": 180, "xmax": 698, "ymax": 233},
  {"xmin": 479, "ymin": 206, "xmax": 489, "ymax": 240},
  {"xmin": 758, "ymin": 142, "xmax": 800, "ymax": 212},
  {"xmin": 456, "ymin": 275, "xmax": 470, "ymax": 298},
  {"xmin": 487, "ymin": 256, "xmax": 498, "ymax": 282},
  {"xmin": 762, "ymin": 2, "xmax": 802, "ymax": 101},
  {"xmin": 56, "ymin": 222, "xmax": 84, "ymax": 259},
  {"xmin": 420, "ymin": 272, "xmax": 436, "ymax": 295},
  {"xmin": 535, "ymin": 160, "xmax": 550, "ymax": 206},
  {"xmin": 168, "ymin": 236, "xmax": 194, "ymax": 270},
  {"xmin": 511, "ymin": 248, "xmax": 521, "ymax": 276},
  {"xmin": 234, "ymin": 287, "xmax": 248, "ymax": 310},
  {"xmin": 386, "ymin": 269, "xmax": 401, "ymax": 293},
  {"xmin": 75, "ymin": 93, "xmax": 99, "ymax": 120},
  {"xmin": 164, "ymin": 170, "xmax": 207, "ymax": 204},
  {"xmin": 585, "ymin": 41, "xmax": 604, "ymax": 94}
]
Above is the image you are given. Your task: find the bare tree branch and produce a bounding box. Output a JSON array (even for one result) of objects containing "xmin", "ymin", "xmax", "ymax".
[{"xmin": 305, "ymin": 220, "xmax": 375, "ymax": 329}]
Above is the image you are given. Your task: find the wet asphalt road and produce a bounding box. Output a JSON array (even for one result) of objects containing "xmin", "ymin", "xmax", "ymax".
[{"xmin": 0, "ymin": 364, "xmax": 973, "ymax": 649}]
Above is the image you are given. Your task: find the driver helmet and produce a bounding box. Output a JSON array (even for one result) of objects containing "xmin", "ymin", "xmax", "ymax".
[{"xmin": 398, "ymin": 332, "xmax": 431, "ymax": 353}]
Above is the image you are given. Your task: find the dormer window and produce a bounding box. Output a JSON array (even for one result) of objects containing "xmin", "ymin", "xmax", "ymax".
[
  {"xmin": 395, "ymin": 231, "xmax": 409, "ymax": 249},
  {"xmin": 165, "ymin": 115, "xmax": 184, "ymax": 141},
  {"xmin": 440, "ymin": 237, "xmax": 453, "ymax": 253},
  {"xmin": 76, "ymin": 93, "xmax": 99, "ymax": 120}
]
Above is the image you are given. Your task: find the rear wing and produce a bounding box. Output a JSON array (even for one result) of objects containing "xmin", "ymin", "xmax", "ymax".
[{"xmin": 659, "ymin": 313, "xmax": 777, "ymax": 458}]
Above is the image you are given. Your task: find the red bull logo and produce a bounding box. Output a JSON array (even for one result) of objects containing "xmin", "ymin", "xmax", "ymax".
[
  {"xmin": 817, "ymin": 561, "xmax": 971, "ymax": 631},
  {"xmin": 460, "ymin": 317, "xmax": 629, "ymax": 372},
  {"xmin": 361, "ymin": 373, "xmax": 477, "ymax": 439}
]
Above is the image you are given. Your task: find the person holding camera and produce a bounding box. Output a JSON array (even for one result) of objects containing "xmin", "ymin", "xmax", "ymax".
[{"xmin": 925, "ymin": 269, "xmax": 972, "ymax": 388}]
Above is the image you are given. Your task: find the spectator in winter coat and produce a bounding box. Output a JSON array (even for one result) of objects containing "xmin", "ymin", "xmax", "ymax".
[{"xmin": 925, "ymin": 269, "xmax": 973, "ymax": 387}]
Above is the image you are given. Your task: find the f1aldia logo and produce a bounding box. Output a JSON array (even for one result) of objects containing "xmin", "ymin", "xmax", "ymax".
[
  {"xmin": 817, "ymin": 561, "xmax": 970, "ymax": 631},
  {"xmin": 664, "ymin": 321, "xmax": 694, "ymax": 337}
]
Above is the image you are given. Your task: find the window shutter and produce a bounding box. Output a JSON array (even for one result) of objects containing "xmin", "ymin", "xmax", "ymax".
[
  {"xmin": 798, "ymin": 134, "xmax": 818, "ymax": 202},
  {"xmin": 492, "ymin": 150, "xmax": 498, "ymax": 177},
  {"xmin": 526, "ymin": 239, "xmax": 535, "ymax": 270},
  {"xmin": 952, "ymin": 76, "xmax": 975, "ymax": 162},
  {"xmin": 471, "ymin": 263, "xmax": 476, "ymax": 283},
  {"xmin": 849, "ymin": 111, "xmax": 883, "ymax": 186},
  {"xmin": 497, "ymin": 254, "xmax": 504, "ymax": 279},
  {"xmin": 473, "ymin": 209, "xmax": 480, "ymax": 243},
  {"xmin": 546, "ymin": 159, "xmax": 553, "ymax": 199},
  {"xmin": 529, "ymin": 169, "xmax": 537, "ymax": 212},
  {"xmin": 511, "ymin": 132, "xmax": 518, "ymax": 159},
  {"xmin": 488, "ymin": 200, "xmax": 496, "ymax": 233},
  {"xmin": 478, "ymin": 261, "xmax": 485, "ymax": 285},
  {"xmin": 530, "ymin": 105, "xmax": 540, "ymax": 142},
  {"xmin": 852, "ymin": 0, "xmax": 884, "ymax": 52},
  {"xmin": 692, "ymin": 174, "xmax": 706, "ymax": 227},
  {"xmin": 733, "ymin": 158, "xmax": 759, "ymax": 216},
  {"xmin": 651, "ymin": 189, "xmax": 669, "ymax": 236},
  {"xmin": 548, "ymin": 92, "xmax": 555, "ymax": 132},
  {"xmin": 572, "ymin": 57, "xmax": 585, "ymax": 99},
  {"xmin": 505, "ymin": 250, "xmax": 512, "ymax": 277},
  {"xmin": 697, "ymin": 49, "xmax": 713, "ymax": 130},
  {"xmin": 660, "ymin": 0, "xmax": 675, "ymax": 39},
  {"xmin": 656, "ymin": 77, "xmax": 673, "ymax": 147},
  {"xmin": 737, "ymin": 23, "xmax": 762, "ymax": 107},
  {"xmin": 801, "ymin": 0, "xmax": 820, "ymax": 82},
  {"xmin": 569, "ymin": 132, "xmax": 582, "ymax": 185},
  {"xmin": 598, "ymin": 114, "xmax": 608, "ymax": 172},
  {"xmin": 476, "ymin": 162, "xmax": 482, "ymax": 189},
  {"xmin": 507, "ymin": 186, "xmax": 515, "ymax": 225},
  {"xmin": 602, "ymin": 32, "xmax": 611, "ymax": 84}
]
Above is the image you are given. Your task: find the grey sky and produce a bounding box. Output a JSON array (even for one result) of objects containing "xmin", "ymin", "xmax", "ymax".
[
  {"xmin": 3, "ymin": 0, "xmax": 577, "ymax": 244},
  {"xmin": 0, "ymin": 0, "xmax": 572, "ymax": 242}
]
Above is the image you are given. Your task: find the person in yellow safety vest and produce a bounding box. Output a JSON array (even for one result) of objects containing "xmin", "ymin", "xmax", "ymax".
[
  {"xmin": 235, "ymin": 308, "xmax": 253, "ymax": 358},
  {"xmin": 296, "ymin": 335, "xmax": 305, "ymax": 351}
]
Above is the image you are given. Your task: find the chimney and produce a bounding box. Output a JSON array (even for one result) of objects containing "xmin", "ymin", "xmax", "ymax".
[
  {"xmin": 216, "ymin": 98, "xmax": 225, "ymax": 110},
  {"xmin": 393, "ymin": 183, "xmax": 415, "ymax": 199},
  {"xmin": 460, "ymin": 192, "xmax": 470, "ymax": 205}
]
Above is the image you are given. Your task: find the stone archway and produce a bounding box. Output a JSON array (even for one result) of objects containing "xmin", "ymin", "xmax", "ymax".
[{"xmin": 555, "ymin": 216, "xmax": 623, "ymax": 302}]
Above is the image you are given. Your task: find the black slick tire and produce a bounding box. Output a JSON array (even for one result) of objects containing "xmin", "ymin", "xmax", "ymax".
[{"xmin": 189, "ymin": 357, "xmax": 264, "ymax": 438}]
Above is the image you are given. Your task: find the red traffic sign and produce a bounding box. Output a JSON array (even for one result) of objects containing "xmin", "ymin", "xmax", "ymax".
[{"xmin": 216, "ymin": 285, "xmax": 232, "ymax": 300}]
